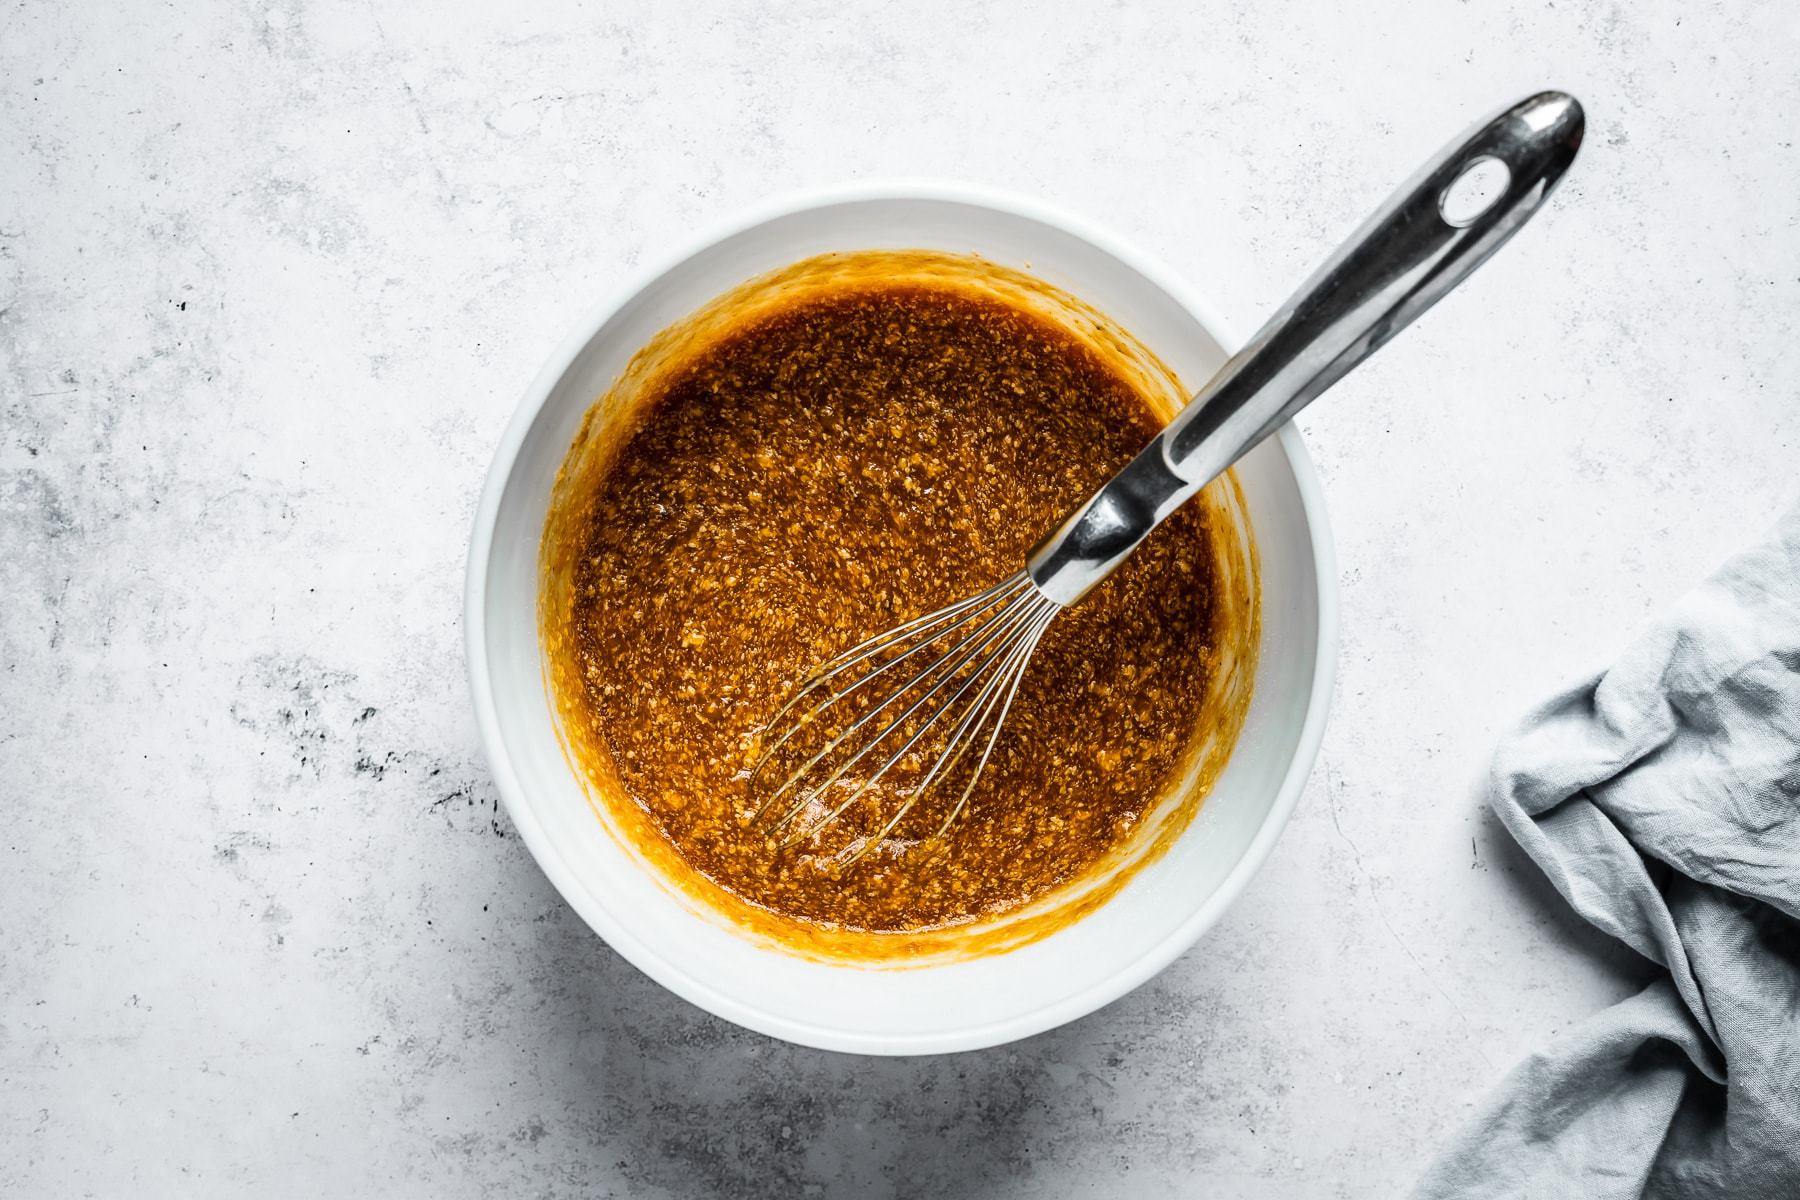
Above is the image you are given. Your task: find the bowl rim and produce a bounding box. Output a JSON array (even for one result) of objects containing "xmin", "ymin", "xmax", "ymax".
[{"xmin": 464, "ymin": 179, "xmax": 1339, "ymax": 1055}]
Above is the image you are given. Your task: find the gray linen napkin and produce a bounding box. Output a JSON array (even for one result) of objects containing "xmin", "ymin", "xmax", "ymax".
[{"xmin": 1412, "ymin": 502, "xmax": 1800, "ymax": 1199}]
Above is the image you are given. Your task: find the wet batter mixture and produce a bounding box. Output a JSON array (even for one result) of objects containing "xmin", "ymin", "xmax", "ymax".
[{"xmin": 542, "ymin": 256, "xmax": 1252, "ymax": 948}]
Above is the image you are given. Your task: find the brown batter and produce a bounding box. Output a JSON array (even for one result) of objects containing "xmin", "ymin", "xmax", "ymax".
[{"xmin": 541, "ymin": 251, "xmax": 1257, "ymax": 958}]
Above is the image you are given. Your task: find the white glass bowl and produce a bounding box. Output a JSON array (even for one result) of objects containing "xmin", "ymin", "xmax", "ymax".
[{"xmin": 465, "ymin": 184, "xmax": 1336, "ymax": 1054}]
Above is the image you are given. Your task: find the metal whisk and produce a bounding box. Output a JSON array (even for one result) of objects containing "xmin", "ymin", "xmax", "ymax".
[{"xmin": 751, "ymin": 92, "xmax": 1584, "ymax": 861}]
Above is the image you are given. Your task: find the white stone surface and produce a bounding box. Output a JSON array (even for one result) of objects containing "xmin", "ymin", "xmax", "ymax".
[{"xmin": 3, "ymin": 1, "xmax": 1797, "ymax": 1195}]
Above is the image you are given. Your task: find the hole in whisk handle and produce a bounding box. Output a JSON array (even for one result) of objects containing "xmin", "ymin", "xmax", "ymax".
[{"xmin": 1440, "ymin": 155, "xmax": 1512, "ymax": 228}]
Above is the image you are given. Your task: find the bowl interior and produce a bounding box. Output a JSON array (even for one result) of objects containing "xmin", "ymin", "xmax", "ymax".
[{"xmin": 470, "ymin": 192, "xmax": 1330, "ymax": 1054}]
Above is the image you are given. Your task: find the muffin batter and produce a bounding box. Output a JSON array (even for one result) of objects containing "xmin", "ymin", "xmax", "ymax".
[{"xmin": 542, "ymin": 254, "xmax": 1255, "ymax": 950}]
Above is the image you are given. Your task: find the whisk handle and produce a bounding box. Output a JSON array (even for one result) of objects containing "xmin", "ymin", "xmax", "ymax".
[{"xmin": 1026, "ymin": 91, "xmax": 1584, "ymax": 606}]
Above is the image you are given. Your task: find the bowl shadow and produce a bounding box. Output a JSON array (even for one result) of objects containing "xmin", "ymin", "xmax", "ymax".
[{"xmin": 504, "ymin": 857, "xmax": 1144, "ymax": 1200}]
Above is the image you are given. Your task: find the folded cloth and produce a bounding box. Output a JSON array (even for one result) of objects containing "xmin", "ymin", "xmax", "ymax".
[{"xmin": 1412, "ymin": 503, "xmax": 1800, "ymax": 1200}]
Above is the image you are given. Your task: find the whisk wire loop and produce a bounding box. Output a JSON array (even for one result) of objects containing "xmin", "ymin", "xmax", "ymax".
[
  {"xmin": 747, "ymin": 572, "xmax": 1033, "ymax": 795},
  {"xmin": 785, "ymin": 589, "xmax": 1057, "ymax": 853},
  {"xmin": 762, "ymin": 575, "xmax": 1052, "ymax": 836}
]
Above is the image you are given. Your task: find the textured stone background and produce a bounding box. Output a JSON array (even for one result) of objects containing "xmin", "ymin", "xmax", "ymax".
[{"xmin": 3, "ymin": 0, "xmax": 1797, "ymax": 1195}]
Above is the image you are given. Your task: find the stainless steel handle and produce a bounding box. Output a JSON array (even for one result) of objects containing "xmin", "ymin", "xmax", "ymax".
[{"xmin": 1026, "ymin": 90, "xmax": 1585, "ymax": 606}]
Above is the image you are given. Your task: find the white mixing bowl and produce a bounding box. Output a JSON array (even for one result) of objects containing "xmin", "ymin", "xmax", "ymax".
[{"xmin": 465, "ymin": 183, "xmax": 1336, "ymax": 1055}]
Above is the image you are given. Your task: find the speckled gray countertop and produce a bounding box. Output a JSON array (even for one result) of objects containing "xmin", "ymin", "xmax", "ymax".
[{"xmin": 4, "ymin": 1, "xmax": 1797, "ymax": 1196}]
